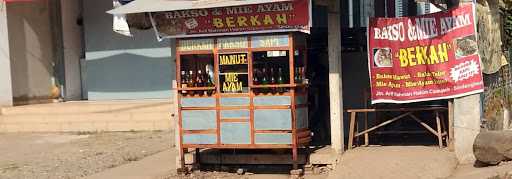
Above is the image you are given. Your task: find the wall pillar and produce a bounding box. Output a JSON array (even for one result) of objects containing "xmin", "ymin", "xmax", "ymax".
[
  {"xmin": 328, "ymin": 0, "xmax": 344, "ymax": 153},
  {"xmin": 0, "ymin": 2, "xmax": 13, "ymax": 107},
  {"xmin": 454, "ymin": 94, "xmax": 481, "ymax": 164},
  {"xmin": 61, "ymin": 0, "xmax": 84, "ymax": 100}
]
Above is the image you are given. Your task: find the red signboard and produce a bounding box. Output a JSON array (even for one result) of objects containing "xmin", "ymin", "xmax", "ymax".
[
  {"xmin": 368, "ymin": 4, "xmax": 484, "ymax": 104},
  {"xmin": 150, "ymin": 0, "xmax": 311, "ymax": 39}
]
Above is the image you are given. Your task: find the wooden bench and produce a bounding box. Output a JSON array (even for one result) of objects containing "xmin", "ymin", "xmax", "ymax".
[{"xmin": 347, "ymin": 107, "xmax": 449, "ymax": 150}]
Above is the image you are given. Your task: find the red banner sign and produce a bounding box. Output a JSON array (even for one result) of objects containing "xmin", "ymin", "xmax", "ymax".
[
  {"xmin": 150, "ymin": 0, "xmax": 311, "ymax": 39},
  {"xmin": 368, "ymin": 4, "xmax": 484, "ymax": 104}
]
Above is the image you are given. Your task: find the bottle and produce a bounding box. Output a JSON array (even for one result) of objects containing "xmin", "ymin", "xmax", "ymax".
[
  {"xmin": 253, "ymin": 69, "xmax": 259, "ymax": 85},
  {"xmin": 270, "ymin": 68, "xmax": 276, "ymax": 84},
  {"xmin": 181, "ymin": 71, "xmax": 188, "ymax": 95},
  {"xmin": 187, "ymin": 70, "xmax": 195, "ymax": 96},
  {"xmin": 197, "ymin": 70, "xmax": 205, "ymax": 87},
  {"xmin": 295, "ymin": 67, "xmax": 302, "ymax": 84},
  {"xmin": 277, "ymin": 68, "xmax": 284, "ymax": 94},
  {"xmin": 261, "ymin": 68, "xmax": 268, "ymax": 85}
]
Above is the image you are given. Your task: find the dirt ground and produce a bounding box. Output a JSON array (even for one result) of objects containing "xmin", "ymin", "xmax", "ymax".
[
  {"xmin": 0, "ymin": 131, "xmax": 173, "ymax": 179},
  {"xmin": 327, "ymin": 146, "xmax": 458, "ymax": 179},
  {"xmin": 449, "ymin": 161, "xmax": 512, "ymax": 179}
]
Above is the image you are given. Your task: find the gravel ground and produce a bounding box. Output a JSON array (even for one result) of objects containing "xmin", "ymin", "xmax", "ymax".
[{"xmin": 0, "ymin": 131, "xmax": 173, "ymax": 179}]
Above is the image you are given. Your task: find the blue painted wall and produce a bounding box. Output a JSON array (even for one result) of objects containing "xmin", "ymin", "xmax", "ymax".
[{"xmin": 83, "ymin": 0, "xmax": 175, "ymax": 100}]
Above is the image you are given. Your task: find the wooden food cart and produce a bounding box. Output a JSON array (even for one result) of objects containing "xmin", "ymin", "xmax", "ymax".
[{"xmin": 177, "ymin": 33, "xmax": 310, "ymax": 169}]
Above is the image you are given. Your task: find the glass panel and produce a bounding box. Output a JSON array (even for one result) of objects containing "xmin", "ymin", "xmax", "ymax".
[
  {"xmin": 219, "ymin": 53, "xmax": 249, "ymax": 93},
  {"xmin": 252, "ymin": 51, "xmax": 290, "ymax": 94},
  {"xmin": 218, "ymin": 36, "xmax": 248, "ymax": 49},
  {"xmin": 294, "ymin": 49, "xmax": 306, "ymax": 84},
  {"xmin": 251, "ymin": 35, "xmax": 289, "ymax": 48},
  {"xmin": 178, "ymin": 38, "xmax": 214, "ymax": 51},
  {"xmin": 179, "ymin": 54, "xmax": 215, "ymax": 96}
]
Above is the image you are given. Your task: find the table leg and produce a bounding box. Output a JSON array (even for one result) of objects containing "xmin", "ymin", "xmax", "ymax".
[
  {"xmin": 348, "ymin": 112, "xmax": 356, "ymax": 150},
  {"xmin": 435, "ymin": 111, "xmax": 443, "ymax": 148},
  {"xmin": 364, "ymin": 113, "xmax": 369, "ymax": 146}
]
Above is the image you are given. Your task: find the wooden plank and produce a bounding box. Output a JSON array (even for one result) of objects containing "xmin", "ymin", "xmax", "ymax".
[
  {"xmin": 214, "ymin": 38, "xmax": 221, "ymax": 145},
  {"xmin": 347, "ymin": 107, "xmax": 447, "ymax": 113},
  {"xmin": 436, "ymin": 111, "xmax": 443, "ymax": 148},
  {"xmin": 182, "ymin": 144, "xmax": 293, "ymax": 149},
  {"xmin": 297, "ymin": 130, "xmax": 310, "ymax": 138},
  {"xmin": 177, "ymin": 87, "xmax": 216, "ymax": 91},
  {"xmin": 183, "ymin": 129, "xmax": 217, "ymax": 134},
  {"xmin": 354, "ymin": 112, "xmax": 412, "ymax": 137},
  {"xmin": 409, "ymin": 114, "xmax": 441, "ymax": 137},
  {"xmin": 448, "ymin": 99, "xmax": 454, "ymax": 151},
  {"xmin": 348, "ymin": 112, "xmax": 356, "ymax": 150},
  {"xmin": 248, "ymin": 35, "xmax": 255, "ymax": 145},
  {"xmin": 177, "ymin": 50, "xmax": 213, "ymax": 55},
  {"xmin": 254, "ymin": 106, "xmax": 291, "ymax": 110},
  {"xmin": 220, "ymin": 118, "xmax": 250, "ymax": 122},
  {"xmin": 255, "ymin": 130, "xmax": 292, "ymax": 133}
]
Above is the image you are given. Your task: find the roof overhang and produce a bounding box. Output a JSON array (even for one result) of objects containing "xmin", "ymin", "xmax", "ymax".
[{"xmin": 107, "ymin": 0, "xmax": 292, "ymax": 14}]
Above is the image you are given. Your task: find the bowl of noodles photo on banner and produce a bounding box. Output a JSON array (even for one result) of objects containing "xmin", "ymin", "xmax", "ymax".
[
  {"xmin": 454, "ymin": 35, "xmax": 478, "ymax": 59},
  {"xmin": 373, "ymin": 48, "xmax": 393, "ymax": 68}
]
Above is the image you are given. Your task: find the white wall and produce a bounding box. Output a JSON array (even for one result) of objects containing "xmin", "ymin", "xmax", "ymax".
[
  {"xmin": 61, "ymin": 0, "xmax": 83, "ymax": 100},
  {"xmin": 6, "ymin": 2, "xmax": 56, "ymax": 102},
  {"xmin": 0, "ymin": 2, "xmax": 13, "ymax": 107}
]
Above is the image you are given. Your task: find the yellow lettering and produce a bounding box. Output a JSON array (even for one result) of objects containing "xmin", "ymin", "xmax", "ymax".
[
  {"xmin": 263, "ymin": 15, "xmax": 274, "ymax": 25},
  {"xmin": 438, "ymin": 43, "xmax": 448, "ymax": 63},
  {"xmin": 213, "ymin": 18, "xmax": 224, "ymax": 28},
  {"xmin": 275, "ymin": 14, "xmax": 287, "ymax": 24},
  {"xmin": 407, "ymin": 47, "xmax": 416, "ymax": 66},
  {"xmin": 399, "ymin": 49, "xmax": 408, "ymax": 67},
  {"xmin": 415, "ymin": 46, "xmax": 426, "ymax": 65},
  {"xmin": 237, "ymin": 16, "xmax": 248, "ymax": 27},
  {"xmin": 250, "ymin": 15, "xmax": 261, "ymax": 26},
  {"xmin": 429, "ymin": 46, "xmax": 439, "ymax": 64},
  {"xmin": 226, "ymin": 16, "xmax": 235, "ymax": 28}
]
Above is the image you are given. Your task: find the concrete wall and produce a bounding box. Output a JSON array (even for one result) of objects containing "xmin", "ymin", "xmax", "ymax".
[
  {"xmin": 0, "ymin": 2, "xmax": 13, "ymax": 107},
  {"xmin": 6, "ymin": 1, "xmax": 57, "ymax": 103},
  {"xmin": 61, "ymin": 0, "xmax": 84, "ymax": 100},
  {"xmin": 83, "ymin": 0, "xmax": 174, "ymax": 100}
]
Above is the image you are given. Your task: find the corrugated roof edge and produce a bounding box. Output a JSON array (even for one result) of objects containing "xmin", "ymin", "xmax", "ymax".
[{"xmin": 107, "ymin": 0, "xmax": 293, "ymax": 14}]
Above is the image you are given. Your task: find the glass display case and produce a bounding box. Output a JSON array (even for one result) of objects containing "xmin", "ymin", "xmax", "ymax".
[{"xmin": 176, "ymin": 33, "xmax": 309, "ymax": 169}]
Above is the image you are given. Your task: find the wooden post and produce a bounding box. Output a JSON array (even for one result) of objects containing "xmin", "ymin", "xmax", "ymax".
[
  {"xmin": 328, "ymin": 0, "xmax": 344, "ymax": 154},
  {"xmin": 448, "ymin": 99, "xmax": 454, "ymax": 151},
  {"xmin": 0, "ymin": 2, "xmax": 13, "ymax": 107}
]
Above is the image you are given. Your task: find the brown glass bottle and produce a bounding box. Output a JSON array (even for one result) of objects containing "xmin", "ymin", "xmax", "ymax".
[
  {"xmin": 187, "ymin": 70, "xmax": 195, "ymax": 96},
  {"xmin": 180, "ymin": 71, "xmax": 188, "ymax": 96}
]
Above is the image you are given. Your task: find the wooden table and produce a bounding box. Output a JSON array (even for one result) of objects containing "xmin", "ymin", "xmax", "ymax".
[{"xmin": 347, "ymin": 107, "xmax": 449, "ymax": 150}]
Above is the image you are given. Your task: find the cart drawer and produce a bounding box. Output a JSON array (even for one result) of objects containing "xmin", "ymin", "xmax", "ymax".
[
  {"xmin": 254, "ymin": 109, "xmax": 292, "ymax": 130},
  {"xmin": 183, "ymin": 134, "xmax": 217, "ymax": 144},
  {"xmin": 182, "ymin": 110, "xmax": 217, "ymax": 130},
  {"xmin": 181, "ymin": 97, "xmax": 216, "ymax": 107},
  {"xmin": 254, "ymin": 96, "xmax": 291, "ymax": 106},
  {"xmin": 255, "ymin": 133, "xmax": 292, "ymax": 144},
  {"xmin": 220, "ymin": 122, "xmax": 250, "ymax": 144},
  {"xmin": 220, "ymin": 97, "xmax": 250, "ymax": 106}
]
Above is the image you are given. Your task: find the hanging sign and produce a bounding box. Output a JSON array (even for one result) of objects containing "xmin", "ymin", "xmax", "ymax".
[
  {"xmin": 368, "ymin": 4, "xmax": 484, "ymax": 104},
  {"xmin": 150, "ymin": 0, "xmax": 311, "ymax": 39}
]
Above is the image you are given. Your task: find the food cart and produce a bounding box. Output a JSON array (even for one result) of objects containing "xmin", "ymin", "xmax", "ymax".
[{"xmin": 176, "ymin": 33, "xmax": 310, "ymax": 169}]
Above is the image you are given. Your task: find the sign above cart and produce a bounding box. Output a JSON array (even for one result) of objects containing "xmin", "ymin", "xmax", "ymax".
[{"xmin": 141, "ymin": 0, "xmax": 311, "ymax": 40}]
